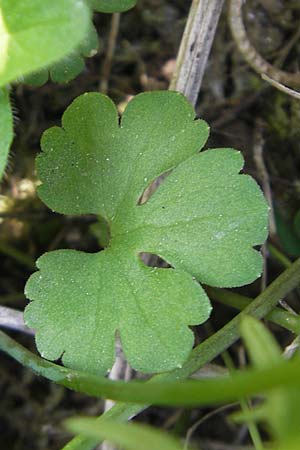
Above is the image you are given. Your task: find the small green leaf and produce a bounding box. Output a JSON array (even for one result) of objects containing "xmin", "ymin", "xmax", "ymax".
[
  {"xmin": 23, "ymin": 69, "xmax": 49, "ymax": 87},
  {"xmin": 0, "ymin": 0, "xmax": 90, "ymax": 86},
  {"xmin": 89, "ymin": 0, "xmax": 137, "ymax": 13},
  {"xmin": 24, "ymin": 23, "xmax": 99, "ymax": 86},
  {"xmin": 65, "ymin": 417, "xmax": 183, "ymax": 450},
  {"xmin": 49, "ymin": 55, "xmax": 85, "ymax": 84},
  {"xmin": 24, "ymin": 91, "xmax": 268, "ymax": 375},
  {"xmin": 0, "ymin": 87, "xmax": 13, "ymax": 178},
  {"xmin": 240, "ymin": 316, "xmax": 281, "ymax": 369}
]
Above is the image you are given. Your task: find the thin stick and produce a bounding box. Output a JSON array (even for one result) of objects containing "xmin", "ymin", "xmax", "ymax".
[
  {"xmin": 184, "ymin": 403, "xmax": 238, "ymax": 450},
  {"xmin": 262, "ymin": 73, "xmax": 300, "ymax": 100},
  {"xmin": 253, "ymin": 120, "xmax": 275, "ymax": 238},
  {"xmin": 0, "ymin": 306, "xmax": 34, "ymax": 335},
  {"xmin": 228, "ymin": 0, "xmax": 300, "ymax": 88},
  {"xmin": 99, "ymin": 13, "xmax": 121, "ymax": 94},
  {"xmin": 170, "ymin": 0, "xmax": 225, "ymax": 104},
  {"xmin": 100, "ymin": 339, "xmax": 132, "ymax": 450}
]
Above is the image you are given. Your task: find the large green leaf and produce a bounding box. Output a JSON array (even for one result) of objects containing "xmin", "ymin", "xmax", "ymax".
[
  {"xmin": 65, "ymin": 418, "xmax": 183, "ymax": 450},
  {"xmin": 24, "ymin": 91, "xmax": 268, "ymax": 375},
  {"xmin": 89, "ymin": 0, "xmax": 137, "ymax": 13},
  {"xmin": 0, "ymin": 0, "xmax": 90, "ymax": 86},
  {"xmin": 0, "ymin": 87, "xmax": 13, "ymax": 178}
]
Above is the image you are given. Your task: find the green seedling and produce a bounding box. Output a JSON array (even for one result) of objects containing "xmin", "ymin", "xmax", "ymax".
[{"xmin": 24, "ymin": 91, "xmax": 268, "ymax": 375}]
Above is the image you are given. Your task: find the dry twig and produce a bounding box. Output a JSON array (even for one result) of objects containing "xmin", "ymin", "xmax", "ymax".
[
  {"xmin": 228, "ymin": 0, "xmax": 300, "ymax": 88},
  {"xmin": 261, "ymin": 73, "xmax": 300, "ymax": 100},
  {"xmin": 99, "ymin": 13, "xmax": 121, "ymax": 93},
  {"xmin": 0, "ymin": 306, "xmax": 34, "ymax": 335},
  {"xmin": 170, "ymin": 0, "xmax": 225, "ymax": 104}
]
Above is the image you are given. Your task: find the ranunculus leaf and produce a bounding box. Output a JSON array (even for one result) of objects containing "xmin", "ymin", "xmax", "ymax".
[
  {"xmin": 24, "ymin": 91, "xmax": 268, "ymax": 375},
  {"xmin": 0, "ymin": 0, "xmax": 90, "ymax": 86}
]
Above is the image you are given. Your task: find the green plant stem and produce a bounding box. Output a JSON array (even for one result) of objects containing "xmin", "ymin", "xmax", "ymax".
[
  {"xmin": 0, "ymin": 259, "xmax": 299, "ymax": 449},
  {"xmin": 3, "ymin": 325, "xmax": 300, "ymax": 405},
  {"xmin": 207, "ymin": 287, "xmax": 300, "ymax": 334},
  {"xmin": 0, "ymin": 242, "xmax": 36, "ymax": 270},
  {"xmin": 239, "ymin": 399, "xmax": 264, "ymax": 450},
  {"xmin": 268, "ymin": 243, "xmax": 292, "ymax": 268}
]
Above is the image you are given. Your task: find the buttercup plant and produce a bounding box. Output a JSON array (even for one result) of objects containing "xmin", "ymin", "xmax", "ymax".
[
  {"xmin": 24, "ymin": 90, "xmax": 268, "ymax": 375},
  {"xmin": 5, "ymin": 3, "xmax": 300, "ymax": 449}
]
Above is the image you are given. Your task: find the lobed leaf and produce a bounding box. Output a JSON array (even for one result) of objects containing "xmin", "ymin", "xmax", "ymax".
[
  {"xmin": 23, "ymin": 23, "xmax": 99, "ymax": 85},
  {"xmin": 25, "ymin": 248, "xmax": 209, "ymax": 374},
  {"xmin": 0, "ymin": 0, "xmax": 90, "ymax": 86},
  {"xmin": 24, "ymin": 91, "xmax": 268, "ymax": 375}
]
